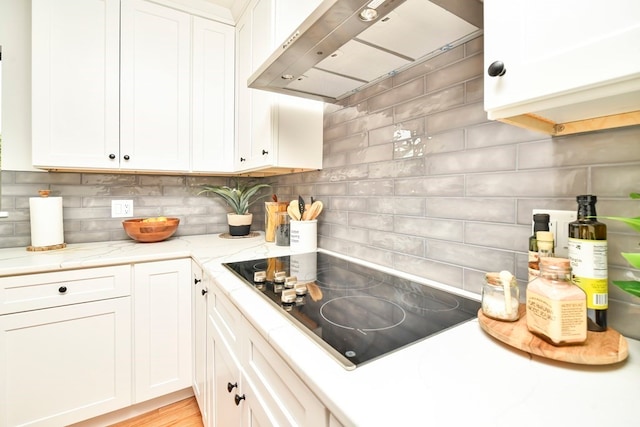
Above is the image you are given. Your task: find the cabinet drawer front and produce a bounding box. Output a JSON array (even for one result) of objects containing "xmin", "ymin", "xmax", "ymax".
[
  {"xmin": 243, "ymin": 321, "xmax": 327, "ymax": 427},
  {"xmin": 0, "ymin": 265, "xmax": 131, "ymax": 314},
  {"xmin": 207, "ymin": 281, "xmax": 243, "ymax": 355}
]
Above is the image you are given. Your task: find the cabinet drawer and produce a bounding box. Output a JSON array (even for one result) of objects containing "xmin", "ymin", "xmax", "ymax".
[
  {"xmin": 0, "ymin": 265, "xmax": 131, "ymax": 314},
  {"xmin": 243, "ymin": 320, "xmax": 327, "ymax": 427},
  {"xmin": 207, "ymin": 280, "xmax": 243, "ymax": 355}
]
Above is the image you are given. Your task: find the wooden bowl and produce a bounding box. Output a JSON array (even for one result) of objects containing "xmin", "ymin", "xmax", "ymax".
[{"xmin": 122, "ymin": 217, "xmax": 180, "ymax": 243}]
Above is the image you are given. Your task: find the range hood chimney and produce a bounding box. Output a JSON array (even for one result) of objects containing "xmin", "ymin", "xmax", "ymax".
[{"xmin": 248, "ymin": 0, "xmax": 483, "ymax": 103}]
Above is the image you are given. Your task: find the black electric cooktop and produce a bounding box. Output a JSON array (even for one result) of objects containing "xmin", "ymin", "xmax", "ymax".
[{"xmin": 223, "ymin": 251, "xmax": 480, "ymax": 370}]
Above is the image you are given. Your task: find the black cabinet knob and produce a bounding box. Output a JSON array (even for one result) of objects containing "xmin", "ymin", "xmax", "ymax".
[
  {"xmin": 234, "ymin": 394, "xmax": 246, "ymax": 406},
  {"xmin": 201, "ymin": 288, "xmax": 208, "ymax": 296},
  {"xmin": 227, "ymin": 382, "xmax": 237, "ymax": 393},
  {"xmin": 58, "ymin": 286, "xmax": 67, "ymax": 294},
  {"xmin": 488, "ymin": 61, "xmax": 506, "ymax": 77},
  {"xmin": 194, "ymin": 278, "xmax": 202, "ymax": 285},
  {"xmin": 240, "ymin": 157, "xmax": 246, "ymax": 162},
  {"xmin": 262, "ymin": 149, "xmax": 269, "ymax": 155},
  {"xmin": 123, "ymin": 155, "xmax": 130, "ymax": 160},
  {"xmin": 108, "ymin": 153, "xmax": 116, "ymax": 160}
]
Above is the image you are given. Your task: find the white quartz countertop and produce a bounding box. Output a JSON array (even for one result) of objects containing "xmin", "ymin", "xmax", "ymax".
[{"xmin": 1, "ymin": 234, "xmax": 638, "ymax": 426}]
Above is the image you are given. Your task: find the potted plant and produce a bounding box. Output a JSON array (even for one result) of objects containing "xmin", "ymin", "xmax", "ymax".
[
  {"xmin": 198, "ymin": 179, "xmax": 271, "ymax": 236},
  {"xmin": 599, "ymin": 192, "xmax": 640, "ymax": 297}
]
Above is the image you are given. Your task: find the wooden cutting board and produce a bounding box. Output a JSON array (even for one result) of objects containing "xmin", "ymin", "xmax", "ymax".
[{"xmin": 478, "ymin": 304, "xmax": 629, "ymax": 365}]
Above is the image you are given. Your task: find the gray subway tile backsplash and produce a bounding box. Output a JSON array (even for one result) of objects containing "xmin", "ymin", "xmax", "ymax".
[{"xmin": 3, "ymin": 34, "xmax": 640, "ymax": 338}]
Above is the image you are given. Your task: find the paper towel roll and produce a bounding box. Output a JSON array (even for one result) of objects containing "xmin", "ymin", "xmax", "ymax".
[{"xmin": 30, "ymin": 196, "xmax": 65, "ymax": 247}]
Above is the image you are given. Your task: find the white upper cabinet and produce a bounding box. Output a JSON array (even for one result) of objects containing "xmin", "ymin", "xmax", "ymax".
[
  {"xmin": 32, "ymin": 0, "xmax": 120, "ymax": 169},
  {"xmin": 235, "ymin": 0, "xmax": 323, "ymax": 174},
  {"xmin": 32, "ymin": 0, "xmax": 235, "ymax": 173},
  {"xmin": 192, "ymin": 16, "xmax": 236, "ymax": 173},
  {"xmin": 120, "ymin": 0, "xmax": 191, "ymax": 172},
  {"xmin": 484, "ymin": 0, "xmax": 640, "ymax": 136}
]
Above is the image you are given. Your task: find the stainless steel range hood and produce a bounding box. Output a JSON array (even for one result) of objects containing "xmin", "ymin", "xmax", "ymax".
[{"xmin": 248, "ymin": 0, "xmax": 483, "ymax": 103}]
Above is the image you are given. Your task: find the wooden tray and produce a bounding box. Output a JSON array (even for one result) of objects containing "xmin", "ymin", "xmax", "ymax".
[{"xmin": 478, "ymin": 304, "xmax": 628, "ymax": 365}]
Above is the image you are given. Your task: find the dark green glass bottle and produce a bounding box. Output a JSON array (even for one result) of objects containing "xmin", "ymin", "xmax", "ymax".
[
  {"xmin": 528, "ymin": 213, "xmax": 550, "ymax": 282},
  {"xmin": 568, "ymin": 195, "xmax": 608, "ymax": 332}
]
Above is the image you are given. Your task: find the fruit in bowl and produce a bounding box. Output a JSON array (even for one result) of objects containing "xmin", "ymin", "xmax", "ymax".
[{"xmin": 122, "ymin": 217, "xmax": 180, "ymax": 243}]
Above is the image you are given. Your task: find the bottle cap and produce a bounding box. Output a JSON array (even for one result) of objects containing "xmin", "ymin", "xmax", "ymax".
[{"xmin": 577, "ymin": 194, "xmax": 597, "ymax": 203}]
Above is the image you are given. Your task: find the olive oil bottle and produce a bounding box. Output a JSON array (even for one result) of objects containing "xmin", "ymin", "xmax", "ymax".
[{"xmin": 568, "ymin": 195, "xmax": 608, "ymax": 331}]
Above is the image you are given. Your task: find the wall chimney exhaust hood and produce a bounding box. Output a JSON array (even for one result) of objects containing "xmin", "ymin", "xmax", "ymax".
[{"xmin": 248, "ymin": 0, "xmax": 483, "ymax": 103}]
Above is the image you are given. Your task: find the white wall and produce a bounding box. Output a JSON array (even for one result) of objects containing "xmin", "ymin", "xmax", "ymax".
[{"xmin": 0, "ymin": 0, "xmax": 35, "ymax": 171}]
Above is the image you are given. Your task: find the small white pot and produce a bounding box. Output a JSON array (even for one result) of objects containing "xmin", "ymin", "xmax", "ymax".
[{"xmin": 227, "ymin": 213, "xmax": 253, "ymax": 236}]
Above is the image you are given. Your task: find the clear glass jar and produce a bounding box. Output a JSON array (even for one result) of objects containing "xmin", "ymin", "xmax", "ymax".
[
  {"xmin": 481, "ymin": 272, "xmax": 520, "ymax": 321},
  {"xmin": 526, "ymin": 257, "xmax": 587, "ymax": 345}
]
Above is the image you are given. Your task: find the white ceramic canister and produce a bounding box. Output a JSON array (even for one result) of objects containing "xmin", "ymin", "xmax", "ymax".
[{"xmin": 289, "ymin": 220, "xmax": 317, "ymax": 252}]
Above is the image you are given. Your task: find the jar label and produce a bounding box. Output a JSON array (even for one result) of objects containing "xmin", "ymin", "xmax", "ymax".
[
  {"xmin": 567, "ymin": 238, "xmax": 608, "ymax": 309},
  {"xmin": 526, "ymin": 292, "xmax": 587, "ymax": 344}
]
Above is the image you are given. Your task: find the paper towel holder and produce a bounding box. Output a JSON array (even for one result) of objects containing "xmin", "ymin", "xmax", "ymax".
[{"xmin": 26, "ymin": 189, "xmax": 67, "ymax": 252}]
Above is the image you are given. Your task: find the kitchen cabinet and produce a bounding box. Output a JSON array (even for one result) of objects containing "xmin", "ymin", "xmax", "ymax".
[
  {"xmin": 235, "ymin": 0, "xmax": 323, "ymax": 174},
  {"xmin": 192, "ymin": 261, "xmax": 208, "ymax": 424},
  {"xmin": 120, "ymin": 0, "xmax": 191, "ymax": 172},
  {"xmin": 484, "ymin": 0, "xmax": 640, "ymax": 136},
  {"xmin": 32, "ymin": 0, "xmax": 235, "ymax": 173},
  {"xmin": 203, "ymin": 274, "xmax": 330, "ymax": 427},
  {"xmin": 133, "ymin": 258, "xmax": 192, "ymax": 403},
  {"xmin": 191, "ymin": 16, "xmax": 236, "ymax": 173},
  {"xmin": 31, "ymin": 0, "xmax": 120, "ymax": 170},
  {"xmin": 0, "ymin": 266, "xmax": 132, "ymax": 427}
]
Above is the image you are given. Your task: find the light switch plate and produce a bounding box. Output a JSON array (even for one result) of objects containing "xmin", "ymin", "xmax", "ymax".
[
  {"xmin": 112, "ymin": 200, "xmax": 133, "ymax": 218},
  {"xmin": 532, "ymin": 209, "xmax": 577, "ymax": 258}
]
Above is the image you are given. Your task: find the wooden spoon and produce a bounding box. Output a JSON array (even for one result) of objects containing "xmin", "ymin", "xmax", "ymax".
[
  {"xmin": 306, "ymin": 201, "xmax": 323, "ymax": 220},
  {"xmin": 287, "ymin": 200, "xmax": 301, "ymax": 220}
]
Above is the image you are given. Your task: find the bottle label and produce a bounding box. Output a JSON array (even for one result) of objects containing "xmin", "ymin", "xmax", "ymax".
[
  {"xmin": 528, "ymin": 250, "xmax": 541, "ymax": 282},
  {"xmin": 567, "ymin": 238, "xmax": 608, "ymax": 309},
  {"xmin": 526, "ymin": 291, "xmax": 587, "ymax": 344}
]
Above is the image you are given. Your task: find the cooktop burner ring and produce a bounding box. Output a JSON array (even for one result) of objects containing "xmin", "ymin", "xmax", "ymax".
[
  {"xmin": 320, "ymin": 296, "xmax": 407, "ymax": 332},
  {"xmin": 398, "ymin": 290, "xmax": 461, "ymax": 312},
  {"xmin": 314, "ymin": 267, "xmax": 383, "ymax": 292}
]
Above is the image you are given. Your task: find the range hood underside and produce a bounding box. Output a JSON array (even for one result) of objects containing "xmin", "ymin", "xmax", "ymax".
[{"xmin": 249, "ymin": 0, "xmax": 484, "ymax": 103}]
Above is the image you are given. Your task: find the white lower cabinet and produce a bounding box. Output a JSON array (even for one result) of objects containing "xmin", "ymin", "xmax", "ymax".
[
  {"xmin": 0, "ymin": 267, "xmax": 132, "ymax": 427},
  {"xmin": 201, "ymin": 275, "xmax": 331, "ymax": 427},
  {"xmin": 192, "ymin": 261, "xmax": 209, "ymax": 425},
  {"xmin": 133, "ymin": 259, "xmax": 192, "ymax": 403}
]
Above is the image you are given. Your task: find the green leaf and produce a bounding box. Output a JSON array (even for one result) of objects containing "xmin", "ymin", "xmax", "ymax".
[
  {"xmin": 621, "ymin": 252, "xmax": 640, "ymax": 269},
  {"xmin": 597, "ymin": 216, "xmax": 640, "ymax": 233},
  {"xmin": 630, "ymin": 192, "xmax": 640, "ymax": 199},
  {"xmin": 613, "ymin": 280, "xmax": 640, "ymax": 298}
]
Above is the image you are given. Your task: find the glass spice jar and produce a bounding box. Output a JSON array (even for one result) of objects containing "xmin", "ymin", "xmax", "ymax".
[
  {"xmin": 481, "ymin": 271, "xmax": 520, "ymax": 321},
  {"xmin": 526, "ymin": 257, "xmax": 587, "ymax": 345}
]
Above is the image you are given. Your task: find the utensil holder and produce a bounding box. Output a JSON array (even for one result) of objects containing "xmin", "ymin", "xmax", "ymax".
[
  {"xmin": 265, "ymin": 202, "xmax": 288, "ymax": 242},
  {"xmin": 290, "ymin": 220, "xmax": 317, "ymax": 252}
]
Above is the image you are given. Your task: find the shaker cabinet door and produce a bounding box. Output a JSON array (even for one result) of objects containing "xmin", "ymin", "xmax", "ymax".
[
  {"xmin": 120, "ymin": 0, "xmax": 191, "ymax": 172},
  {"xmin": 32, "ymin": 0, "xmax": 120, "ymax": 169},
  {"xmin": 0, "ymin": 298, "xmax": 132, "ymax": 427},
  {"xmin": 133, "ymin": 258, "xmax": 192, "ymax": 402}
]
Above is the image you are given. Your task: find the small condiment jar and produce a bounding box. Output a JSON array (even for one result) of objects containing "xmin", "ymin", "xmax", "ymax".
[
  {"xmin": 481, "ymin": 272, "xmax": 520, "ymax": 321},
  {"xmin": 526, "ymin": 257, "xmax": 587, "ymax": 345}
]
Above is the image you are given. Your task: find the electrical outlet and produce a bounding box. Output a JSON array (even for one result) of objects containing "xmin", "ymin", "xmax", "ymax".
[
  {"xmin": 112, "ymin": 200, "xmax": 134, "ymax": 218},
  {"xmin": 532, "ymin": 209, "xmax": 577, "ymax": 257}
]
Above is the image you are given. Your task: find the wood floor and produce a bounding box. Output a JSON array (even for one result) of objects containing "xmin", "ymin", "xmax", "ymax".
[{"xmin": 110, "ymin": 397, "xmax": 204, "ymax": 427}]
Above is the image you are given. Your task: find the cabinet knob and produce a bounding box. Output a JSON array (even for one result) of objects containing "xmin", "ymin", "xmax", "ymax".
[
  {"xmin": 194, "ymin": 278, "xmax": 202, "ymax": 285},
  {"xmin": 201, "ymin": 288, "xmax": 208, "ymax": 296},
  {"xmin": 123, "ymin": 155, "xmax": 130, "ymax": 161},
  {"xmin": 487, "ymin": 61, "xmax": 506, "ymax": 77},
  {"xmin": 234, "ymin": 394, "xmax": 246, "ymax": 406},
  {"xmin": 262, "ymin": 149, "xmax": 269, "ymax": 155},
  {"xmin": 240, "ymin": 157, "xmax": 246, "ymax": 162},
  {"xmin": 108, "ymin": 153, "xmax": 116, "ymax": 160},
  {"xmin": 227, "ymin": 382, "xmax": 237, "ymax": 392},
  {"xmin": 58, "ymin": 286, "xmax": 68, "ymax": 294}
]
